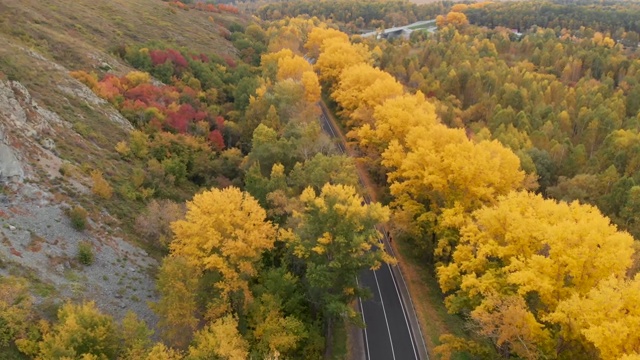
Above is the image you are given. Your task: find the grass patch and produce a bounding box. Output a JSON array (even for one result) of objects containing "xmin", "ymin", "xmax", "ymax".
[
  {"xmin": 31, "ymin": 280, "xmax": 57, "ymax": 298},
  {"xmin": 68, "ymin": 206, "xmax": 88, "ymax": 231},
  {"xmin": 77, "ymin": 241, "xmax": 94, "ymax": 266},
  {"xmin": 330, "ymin": 318, "xmax": 348, "ymax": 360},
  {"xmin": 393, "ymin": 238, "xmax": 479, "ymax": 360}
]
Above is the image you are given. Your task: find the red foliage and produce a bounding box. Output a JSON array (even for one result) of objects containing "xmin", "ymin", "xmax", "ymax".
[
  {"xmin": 193, "ymin": 2, "xmax": 220, "ymax": 13},
  {"xmin": 149, "ymin": 50, "xmax": 169, "ymax": 66},
  {"xmin": 167, "ymin": 49, "xmax": 188, "ymax": 69},
  {"xmin": 125, "ymin": 83, "xmax": 168, "ymax": 105},
  {"xmin": 149, "ymin": 49, "xmax": 188, "ymax": 70},
  {"xmin": 165, "ymin": 103, "xmax": 208, "ymax": 133},
  {"xmin": 148, "ymin": 117, "xmax": 164, "ymax": 132},
  {"xmin": 95, "ymin": 74, "xmax": 124, "ymax": 101},
  {"xmin": 218, "ymin": 3, "xmax": 239, "ymax": 14},
  {"xmin": 169, "ymin": 1, "xmax": 188, "ymax": 10},
  {"xmin": 208, "ymin": 129, "xmax": 225, "ymax": 151},
  {"xmin": 215, "ymin": 115, "xmax": 225, "ymax": 131},
  {"xmin": 222, "ymin": 54, "xmax": 237, "ymax": 68},
  {"xmin": 180, "ymin": 86, "xmax": 199, "ymax": 101}
]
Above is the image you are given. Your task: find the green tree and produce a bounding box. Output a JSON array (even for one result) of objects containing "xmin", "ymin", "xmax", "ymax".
[
  {"xmin": 37, "ymin": 302, "xmax": 120, "ymax": 360},
  {"xmin": 292, "ymin": 184, "xmax": 392, "ymax": 342},
  {"xmin": 0, "ymin": 276, "xmax": 33, "ymax": 349},
  {"xmin": 151, "ymin": 257, "xmax": 200, "ymax": 349}
]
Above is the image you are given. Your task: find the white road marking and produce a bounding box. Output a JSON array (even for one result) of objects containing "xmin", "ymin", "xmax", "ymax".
[
  {"xmin": 373, "ymin": 268, "xmax": 396, "ymax": 360},
  {"xmin": 319, "ymin": 102, "xmax": 425, "ymax": 359},
  {"xmin": 383, "ymin": 237, "xmax": 419, "ymax": 359},
  {"xmin": 356, "ymin": 277, "xmax": 371, "ymax": 360},
  {"xmin": 381, "ymin": 229, "xmax": 429, "ymax": 360}
]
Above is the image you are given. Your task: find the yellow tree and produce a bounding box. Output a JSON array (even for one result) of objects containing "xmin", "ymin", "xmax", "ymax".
[
  {"xmin": 437, "ymin": 191, "xmax": 635, "ymax": 358},
  {"xmin": 332, "ymin": 63, "xmax": 404, "ymax": 129},
  {"xmin": 187, "ymin": 315, "xmax": 249, "ymax": 360},
  {"xmin": 276, "ymin": 55, "xmax": 314, "ymax": 82},
  {"xmin": 261, "ymin": 49, "xmax": 295, "ymax": 80},
  {"xmin": 170, "ymin": 187, "xmax": 277, "ymax": 311},
  {"xmin": 383, "ymin": 124, "xmax": 525, "ymax": 258},
  {"xmin": 0, "ymin": 276, "xmax": 33, "ymax": 348},
  {"xmin": 145, "ymin": 343, "xmax": 183, "ymax": 360},
  {"xmin": 549, "ymin": 275, "xmax": 640, "ymax": 360},
  {"xmin": 301, "ymin": 71, "xmax": 321, "ymax": 103},
  {"xmin": 304, "ymin": 27, "xmax": 349, "ymax": 59},
  {"xmin": 446, "ymin": 11, "xmax": 469, "ymax": 27},
  {"xmin": 314, "ymin": 37, "xmax": 370, "ymax": 89},
  {"xmin": 151, "ymin": 257, "xmax": 200, "ymax": 348},
  {"xmin": 248, "ymin": 293, "xmax": 307, "ymax": 358},
  {"xmin": 355, "ymin": 91, "xmax": 439, "ymax": 152},
  {"xmin": 37, "ymin": 302, "xmax": 120, "ymax": 360},
  {"xmin": 90, "ymin": 170, "xmax": 113, "ymax": 199},
  {"xmin": 120, "ymin": 312, "xmax": 154, "ymax": 359}
]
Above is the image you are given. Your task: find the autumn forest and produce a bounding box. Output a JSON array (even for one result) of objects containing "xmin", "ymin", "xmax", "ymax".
[{"xmin": 2, "ymin": 0, "xmax": 640, "ymax": 359}]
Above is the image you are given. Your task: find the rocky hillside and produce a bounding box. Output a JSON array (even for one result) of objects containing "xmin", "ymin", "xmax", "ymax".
[{"xmin": 0, "ymin": 0, "xmax": 244, "ymax": 330}]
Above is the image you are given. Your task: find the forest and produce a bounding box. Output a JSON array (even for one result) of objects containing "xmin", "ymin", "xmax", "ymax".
[{"xmin": 2, "ymin": 0, "xmax": 640, "ymax": 359}]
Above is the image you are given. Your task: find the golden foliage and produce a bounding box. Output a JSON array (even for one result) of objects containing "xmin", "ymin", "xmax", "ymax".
[
  {"xmin": 170, "ymin": 187, "xmax": 276, "ymax": 304},
  {"xmin": 114, "ymin": 141, "xmax": 131, "ymax": 157},
  {"xmin": 188, "ymin": 315, "xmax": 249, "ymax": 360},
  {"xmin": 145, "ymin": 343, "xmax": 183, "ymax": 360},
  {"xmin": 446, "ymin": 11, "xmax": 469, "ymax": 27},
  {"xmin": 276, "ymin": 55, "xmax": 313, "ymax": 81},
  {"xmin": 37, "ymin": 302, "xmax": 119, "ymax": 359},
  {"xmin": 304, "ymin": 26, "xmax": 349, "ymax": 59},
  {"xmin": 549, "ymin": 275, "xmax": 640, "ymax": 359},
  {"xmin": 70, "ymin": 70, "xmax": 99, "ymax": 90},
  {"xmin": 301, "ymin": 71, "xmax": 321, "ymax": 103},
  {"xmin": 90, "ymin": 170, "xmax": 113, "ymax": 199},
  {"xmin": 0, "ymin": 276, "xmax": 33, "ymax": 348},
  {"xmin": 151, "ymin": 257, "xmax": 200, "ymax": 349},
  {"xmin": 355, "ymin": 91, "xmax": 438, "ymax": 151},
  {"xmin": 437, "ymin": 191, "xmax": 635, "ymax": 357},
  {"xmin": 332, "ymin": 63, "xmax": 404, "ymax": 128},
  {"xmin": 124, "ymin": 71, "xmax": 151, "ymax": 88},
  {"xmin": 314, "ymin": 37, "xmax": 371, "ymax": 87}
]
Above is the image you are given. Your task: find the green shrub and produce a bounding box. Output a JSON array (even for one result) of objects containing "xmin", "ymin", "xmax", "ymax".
[
  {"xmin": 68, "ymin": 206, "xmax": 88, "ymax": 231},
  {"xmin": 77, "ymin": 241, "xmax": 94, "ymax": 266}
]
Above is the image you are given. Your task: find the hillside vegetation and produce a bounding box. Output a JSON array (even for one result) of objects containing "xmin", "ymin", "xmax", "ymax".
[{"xmin": 3, "ymin": 0, "xmax": 640, "ymax": 359}]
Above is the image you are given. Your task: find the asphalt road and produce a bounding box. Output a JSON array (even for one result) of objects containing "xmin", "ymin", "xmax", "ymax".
[{"xmin": 318, "ymin": 104, "xmax": 428, "ymax": 360}]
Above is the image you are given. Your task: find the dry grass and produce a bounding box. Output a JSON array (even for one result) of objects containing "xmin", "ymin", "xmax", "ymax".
[
  {"xmin": 0, "ymin": 0, "xmax": 245, "ymax": 253},
  {"xmin": 392, "ymin": 240, "xmax": 474, "ymax": 360},
  {"xmin": 0, "ymin": 0, "xmax": 245, "ymax": 71}
]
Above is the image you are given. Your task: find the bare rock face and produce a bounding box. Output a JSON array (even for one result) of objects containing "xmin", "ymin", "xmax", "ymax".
[
  {"xmin": 0, "ymin": 80, "xmax": 63, "ymax": 184},
  {"xmin": 0, "ymin": 77, "xmax": 158, "ymax": 327},
  {"xmin": 0, "ymin": 130, "xmax": 23, "ymax": 181}
]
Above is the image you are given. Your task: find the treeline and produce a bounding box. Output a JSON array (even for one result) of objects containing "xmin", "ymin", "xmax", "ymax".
[
  {"xmin": 464, "ymin": 0, "xmax": 640, "ymax": 45},
  {"xmin": 373, "ymin": 23, "xmax": 640, "ymax": 241},
  {"xmin": 256, "ymin": 0, "xmax": 452, "ymax": 33},
  {"xmin": 305, "ymin": 22, "xmax": 640, "ymax": 359}
]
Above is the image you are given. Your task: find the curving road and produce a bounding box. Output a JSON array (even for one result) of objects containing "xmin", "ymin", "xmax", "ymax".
[{"xmin": 318, "ymin": 103, "xmax": 429, "ymax": 360}]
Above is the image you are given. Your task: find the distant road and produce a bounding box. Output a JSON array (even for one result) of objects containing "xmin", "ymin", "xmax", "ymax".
[
  {"xmin": 360, "ymin": 19, "xmax": 436, "ymax": 39},
  {"xmin": 318, "ymin": 103, "xmax": 429, "ymax": 360}
]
